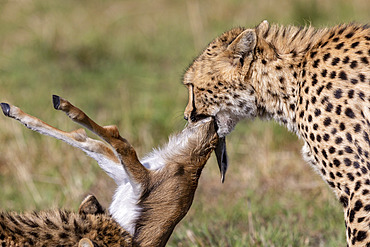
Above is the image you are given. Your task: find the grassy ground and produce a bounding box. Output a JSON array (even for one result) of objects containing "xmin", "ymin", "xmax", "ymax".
[{"xmin": 0, "ymin": 0, "xmax": 369, "ymax": 246}]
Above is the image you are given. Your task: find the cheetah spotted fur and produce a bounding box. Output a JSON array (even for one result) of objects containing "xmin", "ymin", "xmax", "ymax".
[{"xmin": 183, "ymin": 21, "xmax": 370, "ymax": 246}]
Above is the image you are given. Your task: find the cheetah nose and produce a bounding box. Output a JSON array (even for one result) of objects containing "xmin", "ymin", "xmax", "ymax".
[{"xmin": 184, "ymin": 115, "xmax": 188, "ymax": 121}]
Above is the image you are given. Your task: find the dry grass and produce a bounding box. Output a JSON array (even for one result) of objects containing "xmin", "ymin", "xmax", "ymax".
[{"xmin": 0, "ymin": 0, "xmax": 369, "ymax": 246}]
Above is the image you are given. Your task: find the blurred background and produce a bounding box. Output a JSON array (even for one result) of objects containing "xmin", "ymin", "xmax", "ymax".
[{"xmin": 0, "ymin": 0, "xmax": 369, "ymax": 246}]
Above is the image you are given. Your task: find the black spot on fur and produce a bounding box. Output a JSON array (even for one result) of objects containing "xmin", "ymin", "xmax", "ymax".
[
  {"xmin": 358, "ymin": 91, "xmax": 365, "ymax": 101},
  {"xmin": 335, "ymin": 105, "xmax": 342, "ymax": 115},
  {"xmin": 346, "ymin": 133, "xmax": 353, "ymax": 143},
  {"xmin": 321, "ymin": 53, "xmax": 331, "ymax": 62},
  {"xmin": 361, "ymin": 56, "xmax": 369, "ymax": 65},
  {"xmin": 359, "ymin": 73, "xmax": 365, "ymax": 82},
  {"xmin": 345, "ymin": 32, "xmax": 354, "ymax": 39},
  {"xmin": 351, "ymin": 41, "xmax": 359, "ymax": 48},
  {"xmin": 323, "ymin": 117, "xmax": 331, "ymax": 126},
  {"xmin": 334, "ymin": 89, "xmax": 343, "ymax": 99},
  {"xmin": 322, "ymin": 149, "xmax": 328, "ymax": 159},
  {"xmin": 310, "ymin": 133, "xmax": 315, "ymax": 141},
  {"xmin": 59, "ymin": 232, "xmax": 69, "ymax": 239},
  {"xmin": 45, "ymin": 218, "xmax": 59, "ymax": 230},
  {"xmin": 347, "ymin": 173, "xmax": 355, "ymax": 181},
  {"xmin": 350, "ymin": 60, "xmax": 358, "ymax": 69},
  {"xmin": 351, "ymin": 78, "xmax": 358, "ymax": 84},
  {"xmin": 345, "ymin": 108, "xmax": 355, "ymax": 118},
  {"xmin": 323, "ymin": 134, "xmax": 330, "ymax": 141},
  {"xmin": 356, "ymin": 231, "xmax": 367, "ymax": 242},
  {"xmin": 338, "ymin": 71, "xmax": 347, "ymax": 80},
  {"xmin": 342, "ymin": 56, "xmax": 350, "ymax": 64},
  {"xmin": 321, "ymin": 41, "xmax": 328, "ymax": 48},
  {"xmin": 321, "ymin": 168, "xmax": 326, "ymax": 175},
  {"xmin": 313, "ymin": 59, "xmax": 320, "ymax": 68},
  {"xmin": 310, "ymin": 51, "xmax": 317, "ymax": 58},
  {"xmin": 331, "ymin": 57, "xmax": 340, "ymax": 65},
  {"xmin": 348, "ymin": 90, "xmax": 354, "ymax": 99},
  {"xmin": 345, "ymin": 146, "xmax": 353, "ymax": 153},
  {"xmin": 335, "ymin": 137, "xmax": 343, "ymax": 144},
  {"xmin": 364, "ymin": 132, "xmax": 370, "ymax": 146},
  {"xmin": 333, "ymin": 159, "xmax": 340, "ymax": 167},
  {"xmin": 327, "ymin": 181, "xmax": 335, "ymax": 188},
  {"xmin": 317, "ymin": 86, "xmax": 324, "ymax": 95},
  {"xmin": 339, "ymin": 122, "xmax": 345, "ymax": 131},
  {"xmin": 354, "ymin": 200, "xmax": 363, "ymax": 211}
]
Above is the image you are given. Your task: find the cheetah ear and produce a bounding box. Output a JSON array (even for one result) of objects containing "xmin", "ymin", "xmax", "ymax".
[{"xmin": 226, "ymin": 29, "xmax": 257, "ymax": 59}]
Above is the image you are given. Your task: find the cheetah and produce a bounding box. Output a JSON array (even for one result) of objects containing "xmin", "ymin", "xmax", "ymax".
[{"xmin": 183, "ymin": 20, "xmax": 370, "ymax": 246}]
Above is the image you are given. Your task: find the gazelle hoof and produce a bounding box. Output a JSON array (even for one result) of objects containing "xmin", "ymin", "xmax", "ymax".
[
  {"xmin": 52, "ymin": 95, "xmax": 61, "ymax": 110},
  {"xmin": 0, "ymin": 103, "xmax": 10, "ymax": 117}
]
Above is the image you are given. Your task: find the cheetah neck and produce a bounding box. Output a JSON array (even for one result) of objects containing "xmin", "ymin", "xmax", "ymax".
[
  {"xmin": 248, "ymin": 24, "xmax": 331, "ymax": 135},
  {"xmin": 249, "ymin": 53, "xmax": 301, "ymax": 135},
  {"xmin": 257, "ymin": 24, "xmax": 330, "ymax": 58}
]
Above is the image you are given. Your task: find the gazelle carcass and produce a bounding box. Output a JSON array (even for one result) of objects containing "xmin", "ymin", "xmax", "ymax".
[{"xmin": 0, "ymin": 95, "xmax": 220, "ymax": 246}]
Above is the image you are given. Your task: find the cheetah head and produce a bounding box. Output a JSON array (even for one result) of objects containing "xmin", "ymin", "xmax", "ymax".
[
  {"xmin": 183, "ymin": 22, "xmax": 270, "ymax": 181},
  {"xmin": 183, "ymin": 24, "xmax": 265, "ymax": 137}
]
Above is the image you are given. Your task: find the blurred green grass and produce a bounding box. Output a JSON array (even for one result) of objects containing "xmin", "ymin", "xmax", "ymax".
[{"xmin": 0, "ymin": 0, "xmax": 369, "ymax": 246}]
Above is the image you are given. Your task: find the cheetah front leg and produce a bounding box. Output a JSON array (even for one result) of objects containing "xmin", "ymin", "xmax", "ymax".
[{"xmin": 302, "ymin": 141, "xmax": 370, "ymax": 246}]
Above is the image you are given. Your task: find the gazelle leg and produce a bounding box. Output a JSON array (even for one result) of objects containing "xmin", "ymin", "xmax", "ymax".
[
  {"xmin": 0, "ymin": 102, "xmax": 126, "ymax": 185},
  {"xmin": 52, "ymin": 95, "xmax": 149, "ymax": 185}
]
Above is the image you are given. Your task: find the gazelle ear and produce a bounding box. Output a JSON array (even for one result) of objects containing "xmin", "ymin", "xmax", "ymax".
[{"xmin": 226, "ymin": 29, "xmax": 257, "ymax": 59}]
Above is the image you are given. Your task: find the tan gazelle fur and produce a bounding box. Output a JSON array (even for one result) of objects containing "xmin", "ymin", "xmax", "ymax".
[{"xmin": 0, "ymin": 95, "xmax": 218, "ymax": 246}]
